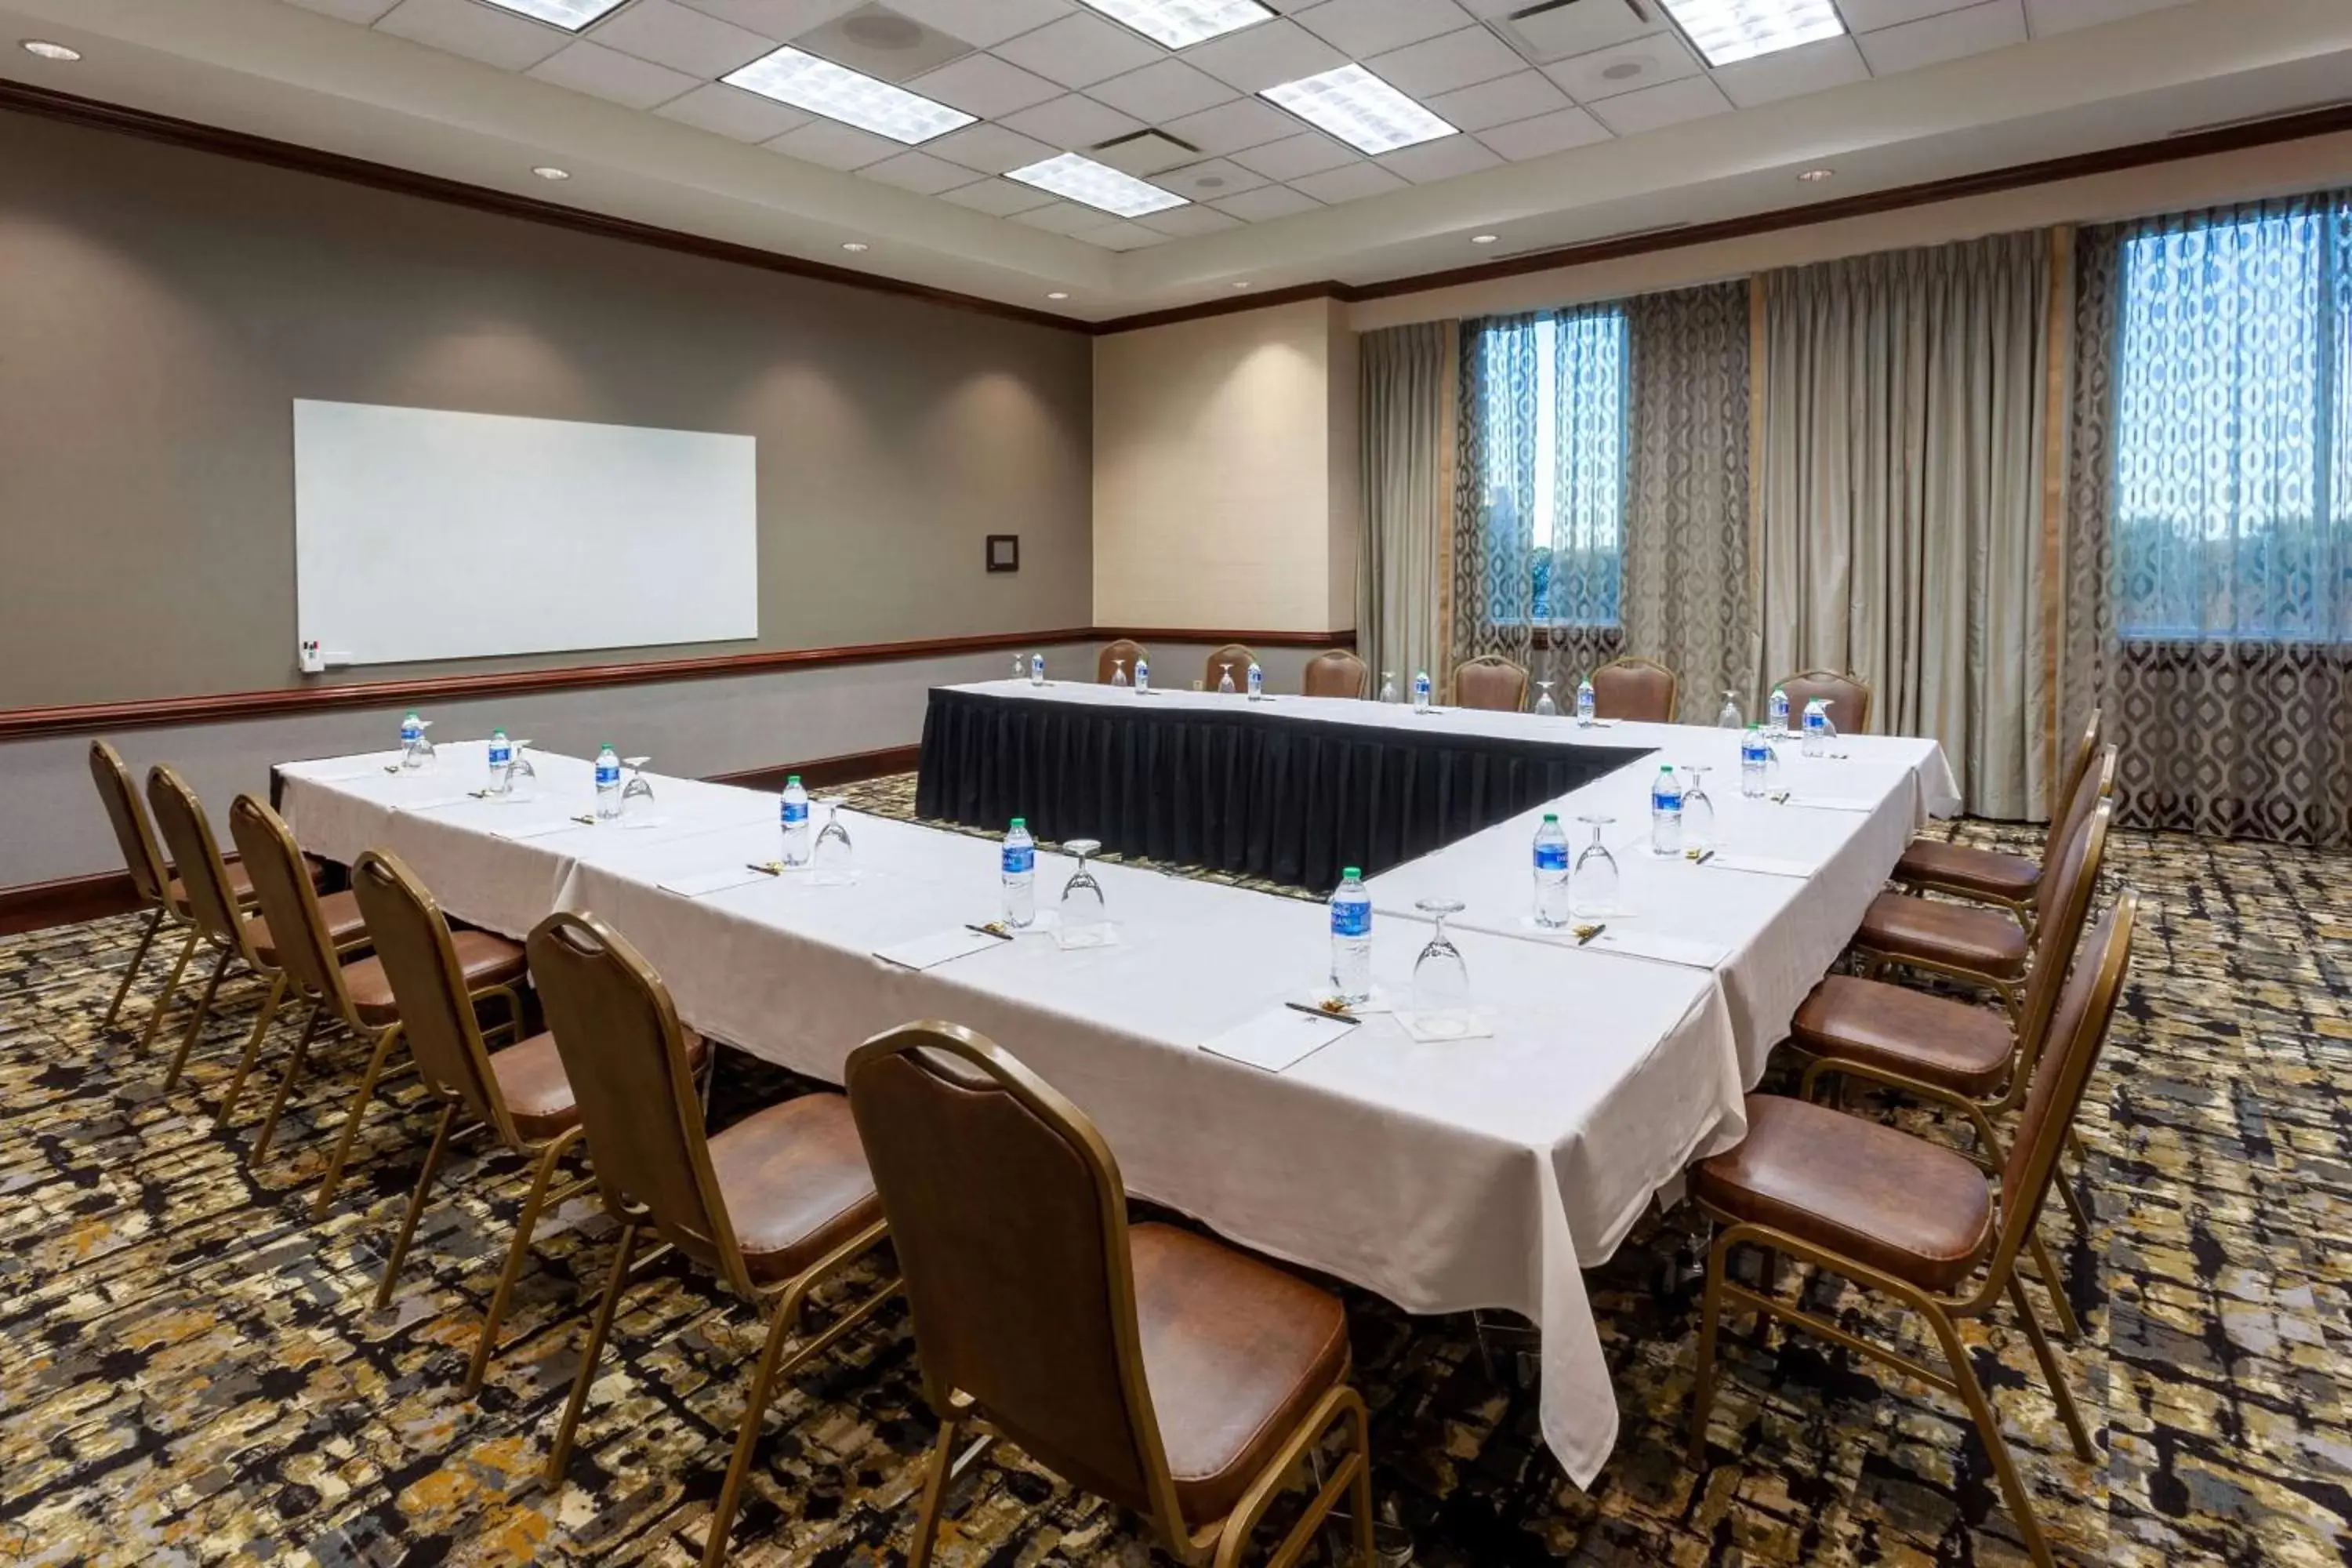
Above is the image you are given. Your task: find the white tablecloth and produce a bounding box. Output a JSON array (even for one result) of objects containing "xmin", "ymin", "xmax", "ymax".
[{"xmin": 276, "ymin": 718, "xmax": 1956, "ymax": 1486}]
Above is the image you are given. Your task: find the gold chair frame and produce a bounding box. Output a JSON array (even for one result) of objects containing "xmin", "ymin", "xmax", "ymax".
[
  {"xmin": 1894, "ymin": 709, "xmax": 2105, "ymax": 929},
  {"xmin": 89, "ymin": 740, "xmax": 212, "ymax": 1042}
]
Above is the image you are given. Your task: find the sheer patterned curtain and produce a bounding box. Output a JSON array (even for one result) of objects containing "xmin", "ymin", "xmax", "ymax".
[
  {"xmin": 1357, "ymin": 321, "xmax": 1457, "ymax": 695},
  {"xmin": 2063, "ymin": 193, "xmax": 2352, "ymax": 847}
]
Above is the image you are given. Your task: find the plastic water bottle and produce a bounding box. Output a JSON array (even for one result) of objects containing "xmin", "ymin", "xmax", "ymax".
[
  {"xmin": 780, "ymin": 775, "xmax": 811, "ymax": 866},
  {"xmin": 398, "ymin": 711, "xmax": 426, "ymax": 770},
  {"xmin": 1742, "ymin": 725, "xmax": 1772, "ymax": 798},
  {"xmin": 1650, "ymin": 764, "xmax": 1684, "ymax": 856},
  {"xmin": 1802, "ymin": 699, "xmax": 1828, "ymax": 758},
  {"xmin": 1029, "ymin": 652, "xmax": 1046, "ymax": 687},
  {"xmin": 486, "ymin": 728, "xmax": 513, "ymax": 795},
  {"xmin": 1134, "ymin": 658, "xmax": 1151, "ymax": 692},
  {"xmin": 1328, "ymin": 866, "xmax": 1372, "ymax": 1004},
  {"xmin": 1001, "ymin": 818, "xmax": 1036, "ymax": 927},
  {"xmin": 1412, "ymin": 671, "xmax": 1432, "ymax": 713},
  {"xmin": 1768, "ymin": 685, "xmax": 1790, "ymax": 735},
  {"xmin": 1247, "ymin": 662, "xmax": 1263, "ymax": 702},
  {"xmin": 1533, "ymin": 814, "xmax": 1571, "ymax": 928},
  {"xmin": 1575, "ymin": 678, "xmax": 1596, "ymax": 728},
  {"xmin": 594, "ymin": 743, "xmax": 622, "ymax": 820}
]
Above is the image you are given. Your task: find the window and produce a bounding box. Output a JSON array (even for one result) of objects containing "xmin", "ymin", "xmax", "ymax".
[
  {"xmin": 1472, "ymin": 307, "xmax": 1629, "ymax": 628},
  {"xmin": 2111, "ymin": 199, "xmax": 2352, "ymax": 641}
]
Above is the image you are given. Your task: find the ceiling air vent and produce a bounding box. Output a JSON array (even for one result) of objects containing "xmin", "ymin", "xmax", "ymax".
[
  {"xmin": 1494, "ymin": 0, "xmax": 1661, "ymax": 66},
  {"xmin": 1089, "ymin": 129, "xmax": 1204, "ymax": 176},
  {"xmin": 792, "ymin": 2, "xmax": 973, "ymax": 84}
]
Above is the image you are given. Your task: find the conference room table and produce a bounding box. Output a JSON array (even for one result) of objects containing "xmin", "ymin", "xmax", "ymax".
[{"xmin": 276, "ymin": 717, "xmax": 1958, "ymax": 1489}]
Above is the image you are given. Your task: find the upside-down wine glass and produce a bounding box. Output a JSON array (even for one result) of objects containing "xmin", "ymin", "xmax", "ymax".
[
  {"xmin": 1059, "ymin": 838, "xmax": 1108, "ymax": 947},
  {"xmin": 814, "ymin": 798, "xmax": 853, "ymax": 880},
  {"xmin": 1410, "ymin": 897, "xmax": 1472, "ymax": 1029},
  {"xmin": 1534, "ymin": 680, "xmax": 1558, "ymax": 717},
  {"xmin": 1678, "ymin": 765, "xmax": 1715, "ymax": 852},
  {"xmin": 620, "ymin": 757, "xmax": 655, "ymax": 816},
  {"xmin": 1573, "ymin": 814, "xmax": 1620, "ymax": 919},
  {"xmin": 1111, "ymin": 658, "xmax": 1128, "ymax": 688},
  {"xmin": 1717, "ymin": 690, "xmax": 1743, "ymax": 729},
  {"xmin": 1379, "ymin": 671, "xmax": 1399, "ymax": 704}
]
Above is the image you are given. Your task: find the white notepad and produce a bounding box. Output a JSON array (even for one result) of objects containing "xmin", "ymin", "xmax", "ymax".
[
  {"xmin": 1201, "ymin": 1007, "xmax": 1356, "ymax": 1073},
  {"xmin": 659, "ymin": 867, "xmax": 775, "ymax": 898},
  {"xmin": 394, "ymin": 796, "xmax": 474, "ymax": 814},
  {"xmin": 489, "ymin": 818, "xmax": 591, "ymax": 841},
  {"xmin": 1707, "ymin": 853, "xmax": 1813, "ymax": 878},
  {"xmin": 873, "ymin": 927, "xmax": 1009, "ymax": 972},
  {"xmin": 1588, "ymin": 929, "xmax": 1730, "ymax": 970},
  {"xmin": 1777, "ymin": 795, "xmax": 1875, "ymax": 812}
]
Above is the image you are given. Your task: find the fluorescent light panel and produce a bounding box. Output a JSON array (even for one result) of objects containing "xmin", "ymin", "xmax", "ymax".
[
  {"xmin": 1006, "ymin": 153, "xmax": 1186, "ymax": 217},
  {"xmin": 1076, "ymin": 0, "xmax": 1273, "ymax": 50},
  {"xmin": 1260, "ymin": 64, "xmax": 1454, "ymax": 155},
  {"xmin": 474, "ymin": 0, "xmax": 632, "ymax": 29},
  {"xmin": 725, "ymin": 47, "xmax": 975, "ymax": 144},
  {"xmin": 1657, "ymin": 0, "xmax": 1846, "ymax": 66}
]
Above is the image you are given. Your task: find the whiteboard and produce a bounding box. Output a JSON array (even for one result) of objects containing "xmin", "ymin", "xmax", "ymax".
[{"xmin": 294, "ymin": 400, "xmax": 757, "ymax": 666}]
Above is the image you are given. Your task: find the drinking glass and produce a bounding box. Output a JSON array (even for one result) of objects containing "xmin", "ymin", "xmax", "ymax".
[
  {"xmin": 1679, "ymin": 765, "xmax": 1716, "ymax": 851},
  {"xmin": 1111, "ymin": 659, "xmax": 1128, "ymax": 688},
  {"xmin": 503, "ymin": 742, "xmax": 537, "ymax": 802},
  {"xmin": 814, "ymin": 798, "xmax": 854, "ymax": 880},
  {"xmin": 1717, "ymin": 690, "xmax": 1744, "ymax": 729},
  {"xmin": 1012, "ymin": 653, "xmax": 1025, "ymax": 681},
  {"xmin": 1379, "ymin": 671, "xmax": 1399, "ymax": 703},
  {"xmin": 407, "ymin": 720, "xmax": 437, "ymax": 771},
  {"xmin": 620, "ymin": 757, "xmax": 656, "ymax": 816},
  {"xmin": 1218, "ymin": 662, "xmax": 1236, "ymax": 695},
  {"xmin": 1410, "ymin": 897, "xmax": 1472, "ymax": 1025},
  {"xmin": 1534, "ymin": 680, "xmax": 1558, "ymax": 717},
  {"xmin": 1059, "ymin": 838, "xmax": 1109, "ymax": 947},
  {"xmin": 1572, "ymin": 814, "xmax": 1620, "ymax": 918}
]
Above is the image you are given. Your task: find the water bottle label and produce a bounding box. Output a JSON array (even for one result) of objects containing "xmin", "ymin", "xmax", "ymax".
[
  {"xmin": 1136, "ymin": 662, "xmax": 1149, "ymax": 688},
  {"xmin": 782, "ymin": 801, "xmax": 808, "ymax": 826},
  {"xmin": 488, "ymin": 742, "xmax": 510, "ymax": 765},
  {"xmin": 1535, "ymin": 844, "xmax": 1570, "ymax": 872},
  {"xmin": 596, "ymin": 763, "xmax": 619, "ymax": 786},
  {"xmin": 1805, "ymin": 711, "xmax": 1825, "ymax": 731},
  {"xmin": 1654, "ymin": 787, "xmax": 1682, "ymax": 811},
  {"xmin": 401, "ymin": 721, "xmax": 422, "ymax": 741},
  {"xmin": 1002, "ymin": 845, "xmax": 1034, "ymax": 874},
  {"xmin": 1330, "ymin": 899, "xmax": 1371, "ymax": 938},
  {"xmin": 1414, "ymin": 677, "xmax": 1431, "ymax": 698}
]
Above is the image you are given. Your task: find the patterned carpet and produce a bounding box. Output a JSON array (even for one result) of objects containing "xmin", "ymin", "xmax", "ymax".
[{"xmin": 2, "ymin": 777, "xmax": 2347, "ymax": 1567}]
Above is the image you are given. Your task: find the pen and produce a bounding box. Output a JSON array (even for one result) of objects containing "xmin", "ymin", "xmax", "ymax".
[
  {"xmin": 1576, "ymin": 924, "xmax": 1607, "ymax": 946},
  {"xmin": 1285, "ymin": 1000, "xmax": 1357, "ymax": 1022},
  {"xmin": 964, "ymin": 922, "xmax": 1014, "ymax": 941},
  {"xmin": 745, "ymin": 861, "xmax": 783, "ymax": 876}
]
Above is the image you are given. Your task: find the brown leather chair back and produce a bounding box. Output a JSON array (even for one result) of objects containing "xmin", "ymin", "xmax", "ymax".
[
  {"xmin": 528, "ymin": 912, "xmax": 750, "ymax": 1293},
  {"xmin": 1203, "ymin": 644, "xmax": 1255, "ymax": 691},
  {"xmin": 146, "ymin": 767, "xmax": 245, "ymax": 949},
  {"xmin": 350, "ymin": 850, "xmax": 510, "ymax": 1141},
  {"xmin": 2035, "ymin": 746, "xmax": 2116, "ymax": 922},
  {"xmin": 845, "ymin": 1022, "xmax": 1180, "ymax": 1530},
  {"xmin": 227, "ymin": 794, "xmax": 347, "ymax": 1006},
  {"xmin": 2055, "ymin": 707, "xmax": 2105, "ymax": 822},
  {"xmin": 1098, "ymin": 639, "xmax": 1148, "ymax": 685},
  {"xmin": 1589, "ymin": 656, "xmax": 1679, "ymax": 723},
  {"xmin": 90, "ymin": 740, "xmax": 169, "ymax": 909},
  {"xmin": 1773, "ymin": 670, "xmax": 1872, "ymax": 734},
  {"xmin": 1454, "ymin": 655, "xmax": 1528, "ymax": 712},
  {"xmin": 2013, "ymin": 798, "xmax": 2111, "ymax": 1062},
  {"xmin": 1301, "ymin": 648, "xmax": 1369, "ymax": 699}
]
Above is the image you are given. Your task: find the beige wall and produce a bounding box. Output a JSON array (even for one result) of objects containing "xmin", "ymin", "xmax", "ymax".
[
  {"xmin": 1092, "ymin": 298, "xmax": 1358, "ymax": 633},
  {"xmin": 0, "ymin": 108, "xmax": 1093, "ymax": 711}
]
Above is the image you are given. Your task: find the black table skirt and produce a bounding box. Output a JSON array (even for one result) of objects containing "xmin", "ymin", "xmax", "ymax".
[{"xmin": 915, "ymin": 688, "xmax": 1653, "ymax": 891}]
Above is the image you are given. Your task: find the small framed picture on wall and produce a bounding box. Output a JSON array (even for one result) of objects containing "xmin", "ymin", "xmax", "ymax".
[{"xmin": 985, "ymin": 534, "xmax": 1020, "ymax": 573}]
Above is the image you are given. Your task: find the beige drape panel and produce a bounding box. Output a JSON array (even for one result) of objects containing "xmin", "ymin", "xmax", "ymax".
[
  {"xmin": 1622, "ymin": 282, "xmax": 1753, "ymax": 721},
  {"xmin": 1756, "ymin": 232, "xmax": 2051, "ymax": 818},
  {"xmin": 1357, "ymin": 321, "xmax": 1457, "ymax": 692}
]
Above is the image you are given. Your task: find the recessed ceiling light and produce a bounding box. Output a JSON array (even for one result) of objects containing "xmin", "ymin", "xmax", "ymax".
[
  {"xmin": 1075, "ymin": 0, "xmax": 1272, "ymax": 50},
  {"xmin": 1047, "ymin": 291, "xmax": 1070, "ymax": 300},
  {"xmin": 1657, "ymin": 0, "xmax": 1845, "ymax": 67},
  {"xmin": 472, "ymin": 0, "xmax": 630, "ymax": 28},
  {"xmin": 1006, "ymin": 153, "xmax": 1185, "ymax": 218},
  {"xmin": 531, "ymin": 166, "xmax": 571, "ymax": 181},
  {"xmin": 841, "ymin": 241, "xmax": 870, "ymax": 252},
  {"xmin": 1798, "ymin": 167, "xmax": 1834, "ymax": 182},
  {"xmin": 20, "ymin": 39, "xmax": 80, "ymax": 61},
  {"xmin": 1471, "ymin": 233, "xmax": 1499, "ymax": 245},
  {"xmin": 726, "ymin": 46, "xmax": 975, "ymax": 144},
  {"xmin": 1261, "ymin": 64, "xmax": 1454, "ymax": 156},
  {"xmin": 1602, "ymin": 59, "xmax": 1648, "ymax": 81}
]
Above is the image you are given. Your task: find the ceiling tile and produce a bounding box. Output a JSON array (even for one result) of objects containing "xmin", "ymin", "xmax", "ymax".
[
  {"xmin": 909, "ymin": 51, "xmax": 1065, "ymax": 115},
  {"xmin": 526, "ymin": 39, "xmax": 701, "ymax": 107},
  {"xmin": 590, "ymin": 0, "xmax": 775, "ymax": 74},
  {"xmin": 1290, "ymin": 0, "xmax": 1474, "ymax": 60},
  {"xmin": 1012, "ymin": 199, "xmax": 1108, "ymax": 232},
  {"xmin": 1375, "ymin": 131, "xmax": 1501, "ymax": 182},
  {"xmin": 1709, "ymin": 34, "xmax": 1867, "ymax": 107},
  {"xmin": 2024, "ymin": 0, "xmax": 2191, "ymax": 35},
  {"xmin": 1363, "ymin": 27, "xmax": 1523, "ymax": 100},
  {"xmin": 1542, "ymin": 34, "xmax": 1702, "ymax": 103},
  {"xmin": 1137, "ymin": 204, "xmax": 1245, "ymax": 235},
  {"xmin": 1490, "ymin": 0, "xmax": 1661, "ymax": 58},
  {"xmin": 1475, "ymin": 104, "xmax": 1610, "ymax": 160},
  {"xmin": 886, "ymin": 0, "xmax": 1074, "ymax": 48},
  {"xmin": 1210, "ymin": 183, "xmax": 1323, "ymax": 220},
  {"xmin": 1452, "ymin": 0, "xmax": 1523, "ymax": 14},
  {"xmin": 1588, "ymin": 74, "xmax": 1732, "ymax": 136},
  {"xmin": 937, "ymin": 176, "xmax": 1059, "ymax": 213},
  {"xmin": 1856, "ymin": 0, "xmax": 2027, "ymax": 74},
  {"xmin": 1071, "ymin": 219, "xmax": 1170, "ymax": 248},
  {"xmin": 655, "ymin": 79, "xmax": 813, "ymax": 139},
  {"xmin": 1178, "ymin": 19, "xmax": 1347, "ymax": 94},
  {"xmin": 1287, "ymin": 160, "xmax": 1406, "ymax": 203},
  {"xmin": 374, "ymin": 0, "xmax": 569, "ymax": 71},
  {"xmin": 671, "ymin": 0, "xmax": 860, "ymax": 36},
  {"xmin": 1423, "ymin": 69, "xmax": 1569, "ymax": 132},
  {"xmin": 991, "ymin": 11, "xmax": 1163, "ymax": 88},
  {"xmin": 1229, "ymin": 129, "xmax": 1357, "ymax": 180},
  {"xmin": 1838, "ymin": 0, "xmax": 1980, "ymax": 28},
  {"xmin": 285, "ymin": 0, "xmax": 401, "ymax": 21},
  {"xmin": 924, "ymin": 122, "xmax": 1058, "ymax": 172},
  {"xmin": 766, "ymin": 117, "xmax": 905, "ymax": 167},
  {"xmin": 1161, "ymin": 96, "xmax": 1298, "ymax": 155},
  {"xmin": 1087, "ymin": 59, "xmax": 1237, "ymax": 121},
  {"xmin": 1155, "ymin": 156, "xmax": 1272, "ymax": 199},
  {"xmin": 1000, "ymin": 93, "xmax": 1145, "ymax": 147},
  {"xmin": 1088, "ymin": 129, "xmax": 1200, "ymax": 172},
  {"xmin": 858, "ymin": 149, "xmax": 977, "ymax": 191}
]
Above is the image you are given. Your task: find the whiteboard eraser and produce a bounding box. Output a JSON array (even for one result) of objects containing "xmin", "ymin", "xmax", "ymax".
[{"xmin": 297, "ymin": 642, "xmax": 327, "ymax": 675}]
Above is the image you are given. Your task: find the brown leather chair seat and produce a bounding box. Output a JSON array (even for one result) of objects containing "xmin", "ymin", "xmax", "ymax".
[
  {"xmin": 1131, "ymin": 1221, "xmax": 1352, "ymax": 1526},
  {"xmin": 346, "ymin": 929, "xmax": 527, "ymax": 1025},
  {"xmin": 248, "ymin": 888, "xmax": 370, "ymax": 964},
  {"xmin": 491, "ymin": 1026, "xmax": 713, "ymax": 1141},
  {"xmin": 1855, "ymin": 891, "xmax": 2028, "ymax": 978},
  {"xmin": 1691, "ymin": 1094, "xmax": 1993, "ymax": 1292},
  {"xmin": 706, "ymin": 1092, "xmax": 885, "ymax": 1285},
  {"xmin": 1791, "ymin": 976, "xmax": 2014, "ymax": 1096},
  {"xmin": 1892, "ymin": 840, "xmax": 2040, "ymax": 905}
]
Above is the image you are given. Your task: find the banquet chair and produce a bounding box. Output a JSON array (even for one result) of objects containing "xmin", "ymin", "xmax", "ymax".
[
  {"xmin": 1688, "ymin": 894, "xmax": 2136, "ymax": 1568},
  {"xmin": 143, "ymin": 767, "xmax": 366, "ymax": 1091},
  {"xmin": 1302, "ymin": 648, "xmax": 1370, "ymax": 699},
  {"xmin": 1588, "ymin": 655, "xmax": 1679, "ymax": 723},
  {"xmin": 1099, "ymin": 638, "xmax": 1149, "ymax": 685},
  {"xmin": 1770, "ymin": 669, "xmax": 1872, "ymax": 734},
  {"xmin": 1850, "ymin": 748, "xmax": 2115, "ymax": 1020},
  {"xmin": 1203, "ymin": 643, "xmax": 1257, "ymax": 691},
  {"xmin": 221, "ymin": 796, "xmax": 526, "ymax": 1217},
  {"xmin": 845, "ymin": 1020, "xmax": 1374, "ymax": 1568},
  {"xmin": 1453, "ymin": 655, "xmax": 1528, "ymax": 712},
  {"xmin": 1893, "ymin": 709, "xmax": 2104, "ymax": 925},
  {"xmin": 528, "ymin": 912, "xmax": 895, "ymax": 1567}
]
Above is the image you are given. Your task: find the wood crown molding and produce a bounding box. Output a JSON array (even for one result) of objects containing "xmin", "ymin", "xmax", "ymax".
[{"xmin": 0, "ymin": 627, "xmax": 1356, "ymax": 742}]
